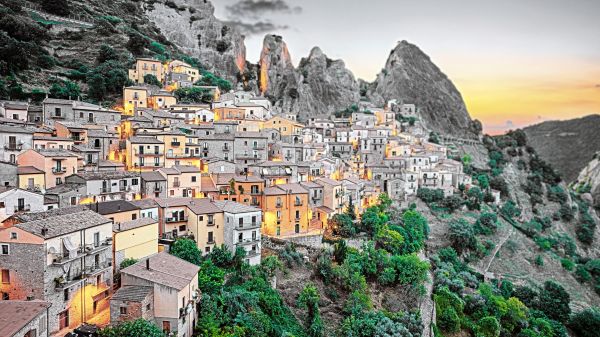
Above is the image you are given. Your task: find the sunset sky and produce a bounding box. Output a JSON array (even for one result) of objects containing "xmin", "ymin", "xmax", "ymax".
[{"xmin": 213, "ymin": 0, "xmax": 600, "ymax": 134}]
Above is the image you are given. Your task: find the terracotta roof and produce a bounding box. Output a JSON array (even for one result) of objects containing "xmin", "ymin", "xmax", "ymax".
[
  {"xmin": 0, "ymin": 301, "xmax": 51, "ymax": 337},
  {"xmin": 200, "ymin": 176, "xmax": 217, "ymax": 192},
  {"xmin": 121, "ymin": 252, "xmax": 199, "ymax": 290}
]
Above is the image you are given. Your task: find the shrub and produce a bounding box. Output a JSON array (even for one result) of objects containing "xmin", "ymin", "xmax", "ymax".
[
  {"xmin": 476, "ymin": 316, "xmax": 500, "ymax": 337},
  {"xmin": 574, "ymin": 265, "xmax": 592, "ymax": 283},
  {"xmin": 374, "ymin": 225, "xmax": 404, "ymax": 254},
  {"xmin": 42, "ymin": 0, "xmax": 70, "ymax": 16},
  {"xmin": 449, "ymin": 218, "xmax": 476, "ymax": 254},
  {"xmin": 378, "ymin": 267, "xmax": 396, "ymax": 286},
  {"xmin": 538, "ymin": 281, "xmax": 571, "ymax": 323},
  {"xmin": 442, "ymin": 195, "xmax": 464, "ymax": 212},
  {"xmin": 143, "ymin": 74, "xmax": 162, "ymax": 86},
  {"xmin": 119, "ymin": 258, "xmax": 137, "ymax": 269},
  {"xmin": 475, "ymin": 212, "xmax": 498, "ymax": 235},
  {"xmin": 569, "ymin": 307, "xmax": 600, "ymax": 337},
  {"xmin": 99, "ymin": 318, "xmax": 164, "ymax": 337},
  {"xmin": 560, "ymin": 258, "xmax": 574, "ymax": 271},
  {"xmin": 417, "ymin": 187, "xmax": 444, "ymax": 203}
]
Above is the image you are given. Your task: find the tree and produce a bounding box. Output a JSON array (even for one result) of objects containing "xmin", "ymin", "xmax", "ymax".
[
  {"xmin": 345, "ymin": 196, "xmax": 357, "ymax": 220},
  {"xmin": 375, "ymin": 225, "xmax": 404, "ymax": 254},
  {"xmin": 476, "ymin": 316, "xmax": 500, "ymax": 337},
  {"xmin": 97, "ymin": 44, "xmax": 118, "ymax": 64},
  {"xmin": 477, "ymin": 174, "xmax": 490, "ymax": 190},
  {"xmin": 475, "ymin": 212, "xmax": 498, "ymax": 235},
  {"xmin": 442, "ymin": 195, "xmax": 463, "ymax": 212},
  {"xmin": 170, "ymin": 238, "xmax": 202, "ymax": 265},
  {"xmin": 49, "ymin": 80, "xmax": 81, "ymax": 99},
  {"xmin": 449, "ymin": 218, "xmax": 476, "ymax": 254},
  {"xmin": 87, "ymin": 73, "xmax": 106, "ymax": 101},
  {"xmin": 99, "ymin": 319, "xmax": 164, "ymax": 337},
  {"xmin": 538, "ymin": 281, "xmax": 571, "ymax": 323},
  {"xmin": 143, "ymin": 74, "xmax": 162, "ymax": 86},
  {"xmin": 467, "ymin": 186, "xmax": 484, "ymax": 210},
  {"xmin": 569, "ymin": 307, "xmax": 600, "ymax": 337},
  {"xmin": 297, "ymin": 283, "xmax": 323, "ymax": 337},
  {"xmin": 331, "ymin": 213, "xmax": 356, "ymax": 237},
  {"xmin": 126, "ymin": 31, "xmax": 149, "ymax": 56},
  {"xmin": 119, "ymin": 258, "xmax": 138, "ymax": 269},
  {"xmin": 391, "ymin": 253, "xmax": 429, "ymax": 287},
  {"xmin": 429, "ymin": 131, "xmax": 441, "ymax": 144}
]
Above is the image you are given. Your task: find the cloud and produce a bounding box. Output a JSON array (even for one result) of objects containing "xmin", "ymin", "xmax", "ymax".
[
  {"xmin": 223, "ymin": 20, "xmax": 289, "ymax": 36},
  {"xmin": 226, "ymin": 0, "xmax": 302, "ymax": 20}
]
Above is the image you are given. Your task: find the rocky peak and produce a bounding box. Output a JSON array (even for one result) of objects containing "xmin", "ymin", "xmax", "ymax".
[
  {"xmin": 259, "ymin": 35, "xmax": 294, "ymax": 95},
  {"xmin": 143, "ymin": 0, "xmax": 246, "ymax": 80},
  {"xmin": 367, "ymin": 40, "xmax": 479, "ymax": 137}
]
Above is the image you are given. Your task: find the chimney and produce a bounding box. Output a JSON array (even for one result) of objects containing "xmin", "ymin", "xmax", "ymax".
[
  {"xmin": 146, "ymin": 258, "xmax": 150, "ymax": 270},
  {"xmin": 41, "ymin": 227, "xmax": 48, "ymax": 236}
]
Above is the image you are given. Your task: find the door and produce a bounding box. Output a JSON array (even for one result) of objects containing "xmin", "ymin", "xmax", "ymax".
[
  {"xmin": 17, "ymin": 198, "xmax": 24, "ymax": 212},
  {"xmin": 27, "ymin": 178, "xmax": 34, "ymax": 190},
  {"xmin": 59, "ymin": 310, "xmax": 69, "ymax": 329}
]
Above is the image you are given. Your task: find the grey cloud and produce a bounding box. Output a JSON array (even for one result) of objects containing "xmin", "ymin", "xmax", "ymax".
[
  {"xmin": 226, "ymin": 0, "xmax": 302, "ymax": 19},
  {"xmin": 223, "ymin": 20, "xmax": 289, "ymax": 36}
]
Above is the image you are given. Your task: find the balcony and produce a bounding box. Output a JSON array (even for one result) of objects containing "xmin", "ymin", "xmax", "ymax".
[
  {"xmin": 173, "ymin": 181, "xmax": 181, "ymax": 187},
  {"xmin": 275, "ymin": 203, "xmax": 282, "ymax": 208},
  {"xmin": 52, "ymin": 167, "xmax": 67, "ymax": 174},
  {"xmin": 250, "ymin": 201, "xmax": 260, "ymax": 207},
  {"xmin": 135, "ymin": 149, "xmax": 163, "ymax": 156},
  {"xmin": 14, "ymin": 204, "xmax": 31, "ymax": 212},
  {"xmin": 153, "ymin": 186, "xmax": 163, "ymax": 192},
  {"xmin": 165, "ymin": 216, "xmax": 188, "ymax": 223},
  {"xmin": 235, "ymin": 154, "xmax": 260, "ymax": 160},
  {"xmin": 4, "ymin": 144, "xmax": 23, "ymax": 151},
  {"xmin": 238, "ymin": 222, "xmax": 261, "ymax": 229},
  {"xmin": 83, "ymin": 261, "xmax": 112, "ymax": 276},
  {"xmin": 252, "ymin": 145, "xmax": 265, "ymax": 150},
  {"xmin": 54, "ymin": 274, "xmax": 84, "ymax": 290},
  {"xmin": 166, "ymin": 153, "xmax": 200, "ymax": 159},
  {"xmin": 70, "ymin": 135, "xmax": 85, "ymax": 142},
  {"xmin": 250, "ymin": 190, "xmax": 262, "ymax": 195},
  {"xmin": 171, "ymin": 141, "xmax": 181, "ymax": 147},
  {"xmin": 207, "ymin": 221, "xmax": 215, "ymax": 226},
  {"xmin": 294, "ymin": 201, "xmax": 303, "ymax": 206},
  {"xmin": 134, "ymin": 162, "xmax": 162, "ymax": 168},
  {"xmin": 222, "ymin": 146, "xmax": 230, "ymax": 151}
]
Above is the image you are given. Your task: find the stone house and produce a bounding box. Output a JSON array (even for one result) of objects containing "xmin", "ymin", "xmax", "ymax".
[
  {"xmin": 65, "ymin": 171, "xmax": 141, "ymax": 202},
  {"xmin": 17, "ymin": 149, "xmax": 79, "ymax": 189},
  {"xmin": 0, "ymin": 300, "xmax": 51, "ymax": 337},
  {"xmin": 216, "ymin": 201, "xmax": 262, "ymax": 265}
]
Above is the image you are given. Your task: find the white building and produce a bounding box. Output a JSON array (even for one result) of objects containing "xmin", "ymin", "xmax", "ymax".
[{"xmin": 216, "ymin": 201, "xmax": 262, "ymax": 265}]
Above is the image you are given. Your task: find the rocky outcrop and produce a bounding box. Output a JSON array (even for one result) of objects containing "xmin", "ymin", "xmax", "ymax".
[
  {"xmin": 367, "ymin": 41, "xmax": 479, "ymax": 137},
  {"xmin": 573, "ymin": 153, "xmax": 600, "ymax": 208},
  {"xmin": 143, "ymin": 0, "xmax": 246, "ymax": 80},
  {"xmin": 258, "ymin": 35, "xmax": 360, "ymax": 121},
  {"xmin": 524, "ymin": 114, "xmax": 600, "ymax": 183}
]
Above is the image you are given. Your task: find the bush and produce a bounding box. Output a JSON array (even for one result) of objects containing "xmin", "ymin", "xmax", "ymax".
[
  {"xmin": 442, "ymin": 195, "xmax": 464, "ymax": 212},
  {"xmin": 417, "ymin": 187, "xmax": 444, "ymax": 203},
  {"xmin": 538, "ymin": 281, "xmax": 571, "ymax": 323},
  {"xmin": 374, "ymin": 225, "xmax": 404, "ymax": 254},
  {"xmin": 569, "ymin": 307, "xmax": 600, "ymax": 337},
  {"xmin": 99, "ymin": 318, "xmax": 164, "ymax": 337},
  {"xmin": 449, "ymin": 218, "xmax": 476, "ymax": 254},
  {"xmin": 378, "ymin": 267, "xmax": 396, "ymax": 286},
  {"xmin": 170, "ymin": 238, "xmax": 201, "ymax": 265},
  {"xmin": 574, "ymin": 265, "xmax": 592, "ymax": 283},
  {"xmin": 475, "ymin": 212, "xmax": 498, "ymax": 235},
  {"xmin": 126, "ymin": 31, "xmax": 149, "ymax": 56},
  {"xmin": 560, "ymin": 258, "xmax": 574, "ymax": 271},
  {"xmin": 476, "ymin": 316, "xmax": 500, "ymax": 337},
  {"xmin": 143, "ymin": 74, "xmax": 162, "ymax": 86}
]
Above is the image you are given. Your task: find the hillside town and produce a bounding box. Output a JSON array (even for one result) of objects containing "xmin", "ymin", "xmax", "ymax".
[{"xmin": 0, "ymin": 57, "xmax": 475, "ymax": 337}]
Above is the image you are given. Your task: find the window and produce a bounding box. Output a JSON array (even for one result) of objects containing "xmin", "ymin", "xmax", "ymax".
[
  {"xmin": 295, "ymin": 223, "xmax": 300, "ymax": 233},
  {"xmin": 162, "ymin": 321, "xmax": 171, "ymax": 333},
  {"xmin": 70, "ymin": 196, "xmax": 77, "ymax": 206},
  {"xmin": 1, "ymin": 269, "xmax": 9, "ymax": 284},
  {"xmin": 191, "ymin": 176, "xmax": 197, "ymax": 182},
  {"xmin": 146, "ymin": 303, "xmax": 151, "ymax": 311},
  {"xmin": 207, "ymin": 214, "xmax": 214, "ymax": 225},
  {"xmin": 179, "ymin": 225, "xmax": 186, "ymax": 232},
  {"xmin": 207, "ymin": 231, "xmax": 213, "ymax": 243},
  {"xmin": 1, "ymin": 244, "xmax": 9, "ymax": 255},
  {"xmin": 39, "ymin": 315, "xmax": 47, "ymax": 333},
  {"xmin": 132, "ymin": 214, "xmax": 137, "ymax": 220},
  {"xmin": 93, "ymin": 232, "xmax": 100, "ymax": 247},
  {"xmin": 295, "ymin": 210, "xmax": 300, "ymax": 220},
  {"xmin": 10, "ymin": 232, "xmax": 17, "ymax": 239},
  {"xmin": 56, "ymin": 178, "xmax": 63, "ymax": 185},
  {"xmin": 239, "ymin": 217, "xmax": 243, "ymax": 226},
  {"xmin": 132, "ymin": 178, "xmax": 139, "ymax": 186},
  {"xmin": 120, "ymin": 307, "xmax": 127, "ymax": 315}
]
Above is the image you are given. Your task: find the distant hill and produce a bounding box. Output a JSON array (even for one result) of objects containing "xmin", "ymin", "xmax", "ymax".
[{"xmin": 523, "ymin": 114, "xmax": 600, "ymax": 183}]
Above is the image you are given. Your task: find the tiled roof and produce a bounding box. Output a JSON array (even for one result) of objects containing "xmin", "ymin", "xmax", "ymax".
[
  {"xmin": 314, "ymin": 177, "xmax": 342, "ymax": 186},
  {"xmin": 141, "ymin": 171, "xmax": 166, "ymax": 182},
  {"xmin": 72, "ymin": 171, "xmax": 140, "ymax": 181},
  {"xmin": 186, "ymin": 198, "xmax": 222, "ymax": 215},
  {"xmin": 121, "ymin": 252, "xmax": 200, "ymax": 290},
  {"xmin": 128, "ymin": 199, "xmax": 159, "ymax": 209},
  {"xmin": 129, "ymin": 136, "xmax": 162, "ymax": 144},
  {"xmin": 213, "ymin": 200, "xmax": 260, "ymax": 214},
  {"xmin": 111, "ymin": 286, "xmax": 152, "ymax": 302},
  {"xmin": 17, "ymin": 210, "xmax": 111, "ymax": 238},
  {"xmin": 36, "ymin": 149, "xmax": 78, "ymax": 157},
  {"xmin": 113, "ymin": 217, "xmax": 157, "ymax": 232},
  {"xmin": 0, "ymin": 301, "xmax": 51, "ymax": 337},
  {"xmin": 17, "ymin": 166, "xmax": 44, "ymax": 174},
  {"xmin": 88, "ymin": 200, "xmax": 139, "ymax": 215}
]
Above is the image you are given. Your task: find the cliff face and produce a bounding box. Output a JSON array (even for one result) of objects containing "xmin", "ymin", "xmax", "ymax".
[
  {"xmin": 258, "ymin": 35, "xmax": 360, "ymax": 121},
  {"xmin": 523, "ymin": 114, "xmax": 600, "ymax": 183},
  {"xmin": 574, "ymin": 153, "xmax": 600, "ymax": 209},
  {"xmin": 143, "ymin": 0, "xmax": 246, "ymax": 80},
  {"xmin": 367, "ymin": 41, "xmax": 479, "ymax": 137}
]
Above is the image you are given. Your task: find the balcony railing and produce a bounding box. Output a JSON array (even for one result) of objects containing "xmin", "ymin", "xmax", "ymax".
[
  {"xmin": 238, "ymin": 222, "xmax": 260, "ymax": 229},
  {"xmin": 173, "ymin": 181, "xmax": 181, "ymax": 187},
  {"xmin": 100, "ymin": 187, "xmax": 111, "ymax": 193},
  {"xmin": 165, "ymin": 216, "xmax": 188, "ymax": 223},
  {"xmin": 52, "ymin": 167, "xmax": 67, "ymax": 174},
  {"xmin": 275, "ymin": 203, "xmax": 282, "ymax": 208},
  {"xmin": 171, "ymin": 141, "xmax": 181, "ymax": 146},
  {"xmin": 4, "ymin": 144, "xmax": 23, "ymax": 151},
  {"xmin": 135, "ymin": 149, "xmax": 163, "ymax": 156},
  {"xmin": 14, "ymin": 204, "xmax": 30, "ymax": 212},
  {"xmin": 294, "ymin": 201, "xmax": 303, "ymax": 206}
]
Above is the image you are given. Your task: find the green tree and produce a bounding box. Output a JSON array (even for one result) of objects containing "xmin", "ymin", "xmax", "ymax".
[
  {"xmin": 374, "ymin": 225, "xmax": 404, "ymax": 254},
  {"xmin": 449, "ymin": 218, "xmax": 476, "ymax": 254},
  {"xmin": 170, "ymin": 238, "xmax": 202, "ymax": 265},
  {"xmin": 297, "ymin": 283, "xmax": 323, "ymax": 337},
  {"xmin": 331, "ymin": 213, "xmax": 356, "ymax": 237},
  {"xmin": 99, "ymin": 319, "xmax": 164, "ymax": 337},
  {"xmin": 476, "ymin": 316, "xmax": 500, "ymax": 337},
  {"xmin": 119, "ymin": 257, "xmax": 138, "ymax": 269},
  {"xmin": 144, "ymin": 74, "xmax": 162, "ymax": 86},
  {"xmin": 49, "ymin": 80, "xmax": 80, "ymax": 99},
  {"xmin": 475, "ymin": 212, "xmax": 498, "ymax": 235},
  {"xmin": 345, "ymin": 195, "xmax": 357, "ymax": 220},
  {"xmin": 87, "ymin": 73, "xmax": 106, "ymax": 101},
  {"xmin": 97, "ymin": 44, "xmax": 118, "ymax": 64},
  {"xmin": 477, "ymin": 174, "xmax": 490, "ymax": 190},
  {"xmin": 569, "ymin": 307, "xmax": 600, "ymax": 337},
  {"xmin": 42, "ymin": 0, "xmax": 70, "ymax": 16},
  {"xmin": 538, "ymin": 280, "xmax": 571, "ymax": 323}
]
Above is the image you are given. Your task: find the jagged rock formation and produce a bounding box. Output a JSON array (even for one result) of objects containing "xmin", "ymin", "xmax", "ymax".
[
  {"xmin": 367, "ymin": 41, "xmax": 480, "ymax": 137},
  {"xmin": 573, "ymin": 153, "xmax": 600, "ymax": 208},
  {"xmin": 143, "ymin": 0, "xmax": 246, "ymax": 80},
  {"xmin": 258, "ymin": 35, "xmax": 360, "ymax": 121},
  {"xmin": 523, "ymin": 114, "xmax": 600, "ymax": 183}
]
